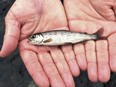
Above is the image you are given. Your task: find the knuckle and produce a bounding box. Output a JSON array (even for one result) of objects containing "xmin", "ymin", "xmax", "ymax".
[
  {"xmin": 63, "ymin": 50, "xmax": 75, "ymax": 61},
  {"xmin": 85, "ymin": 40, "xmax": 95, "ymax": 50},
  {"xmin": 56, "ymin": 60, "xmax": 69, "ymax": 74},
  {"xmin": 44, "ymin": 63, "xmax": 59, "ymax": 77},
  {"xmin": 96, "ymin": 40, "xmax": 108, "ymax": 51},
  {"xmin": 74, "ymin": 44, "xmax": 85, "ymax": 54}
]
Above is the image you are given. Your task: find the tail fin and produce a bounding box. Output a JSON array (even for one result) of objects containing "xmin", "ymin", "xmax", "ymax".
[
  {"xmin": 90, "ymin": 34, "xmax": 99, "ymax": 40},
  {"xmin": 93, "ymin": 28, "xmax": 107, "ymax": 40}
]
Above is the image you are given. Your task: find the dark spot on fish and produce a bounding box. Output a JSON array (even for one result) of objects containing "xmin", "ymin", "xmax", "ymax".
[
  {"xmin": 43, "ymin": 38, "xmax": 52, "ymax": 43},
  {"xmin": 30, "ymin": 35, "xmax": 36, "ymax": 39}
]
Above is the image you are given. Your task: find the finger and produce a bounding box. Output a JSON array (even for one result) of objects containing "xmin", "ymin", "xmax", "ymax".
[
  {"xmin": 73, "ymin": 44, "xmax": 87, "ymax": 71},
  {"xmin": 38, "ymin": 52, "xmax": 65, "ymax": 87},
  {"xmin": 108, "ymin": 33, "xmax": 116, "ymax": 72},
  {"xmin": 50, "ymin": 48, "xmax": 75, "ymax": 87},
  {"xmin": 20, "ymin": 50, "xmax": 49, "ymax": 87},
  {"xmin": 61, "ymin": 45, "xmax": 80, "ymax": 77},
  {"xmin": 96, "ymin": 40, "xmax": 110, "ymax": 82},
  {"xmin": 85, "ymin": 41, "xmax": 98, "ymax": 82},
  {"xmin": 0, "ymin": 10, "xmax": 20, "ymax": 57}
]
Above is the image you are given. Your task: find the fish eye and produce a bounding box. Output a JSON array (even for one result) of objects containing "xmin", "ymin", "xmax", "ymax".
[{"xmin": 30, "ymin": 35, "xmax": 36, "ymax": 39}]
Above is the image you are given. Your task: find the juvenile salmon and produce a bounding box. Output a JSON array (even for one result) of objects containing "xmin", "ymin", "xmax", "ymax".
[{"xmin": 28, "ymin": 30, "xmax": 99, "ymax": 46}]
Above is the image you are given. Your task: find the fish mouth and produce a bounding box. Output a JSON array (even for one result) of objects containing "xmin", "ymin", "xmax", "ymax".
[{"xmin": 27, "ymin": 41, "xmax": 35, "ymax": 45}]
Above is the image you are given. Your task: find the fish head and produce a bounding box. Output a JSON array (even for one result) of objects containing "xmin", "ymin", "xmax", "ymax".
[{"xmin": 29, "ymin": 34, "xmax": 43, "ymax": 45}]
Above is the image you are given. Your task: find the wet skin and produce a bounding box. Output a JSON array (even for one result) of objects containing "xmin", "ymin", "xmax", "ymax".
[{"xmin": 0, "ymin": 0, "xmax": 116, "ymax": 87}]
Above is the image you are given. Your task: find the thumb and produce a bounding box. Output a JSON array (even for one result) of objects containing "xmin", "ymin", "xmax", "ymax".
[{"xmin": 0, "ymin": 11, "xmax": 20, "ymax": 57}]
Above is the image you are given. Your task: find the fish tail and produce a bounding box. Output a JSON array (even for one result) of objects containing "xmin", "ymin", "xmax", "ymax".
[
  {"xmin": 91, "ymin": 34, "xmax": 107, "ymax": 40},
  {"xmin": 93, "ymin": 28, "xmax": 107, "ymax": 40},
  {"xmin": 90, "ymin": 34, "xmax": 98, "ymax": 40}
]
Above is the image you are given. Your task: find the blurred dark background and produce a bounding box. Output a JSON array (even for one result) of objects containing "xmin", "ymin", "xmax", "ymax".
[{"xmin": 0, "ymin": 0, "xmax": 116, "ymax": 87}]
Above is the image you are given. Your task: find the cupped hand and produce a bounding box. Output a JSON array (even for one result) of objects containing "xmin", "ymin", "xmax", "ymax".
[
  {"xmin": 64, "ymin": 0, "xmax": 116, "ymax": 83},
  {"xmin": 0, "ymin": 0, "xmax": 75, "ymax": 87}
]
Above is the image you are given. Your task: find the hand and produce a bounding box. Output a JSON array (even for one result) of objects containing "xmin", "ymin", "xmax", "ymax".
[
  {"xmin": 64, "ymin": 0, "xmax": 116, "ymax": 82},
  {"xmin": 0, "ymin": 0, "xmax": 75, "ymax": 87}
]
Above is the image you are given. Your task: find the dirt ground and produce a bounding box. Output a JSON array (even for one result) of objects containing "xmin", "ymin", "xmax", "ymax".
[{"xmin": 0, "ymin": 0, "xmax": 116, "ymax": 87}]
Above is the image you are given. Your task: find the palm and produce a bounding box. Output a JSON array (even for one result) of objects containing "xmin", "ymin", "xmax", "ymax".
[
  {"xmin": 64, "ymin": 0, "xmax": 116, "ymax": 82},
  {"xmin": 18, "ymin": 0, "xmax": 73, "ymax": 87},
  {"xmin": 65, "ymin": 0, "xmax": 116, "ymax": 36},
  {"xmin": 17, "ymin": 0, "xmax": 68, "ymax": 55},
  {"xmin": 17, "ymin": 0, "xmax": 67, "ymax": 57},
  {"xmin": 1, "ymin": 0, "xmax": 75, "ymax": 87}
]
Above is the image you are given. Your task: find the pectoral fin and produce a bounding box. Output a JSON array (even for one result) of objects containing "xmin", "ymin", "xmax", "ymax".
[{"xmin": 43, "ymin": 38, "xmax": 52, "ymax": 43}]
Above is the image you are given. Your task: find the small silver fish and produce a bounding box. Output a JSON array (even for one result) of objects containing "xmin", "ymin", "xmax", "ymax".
[{"xmin": 28, "ymin": 30, "xmax": 99, "ymax": 46}]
